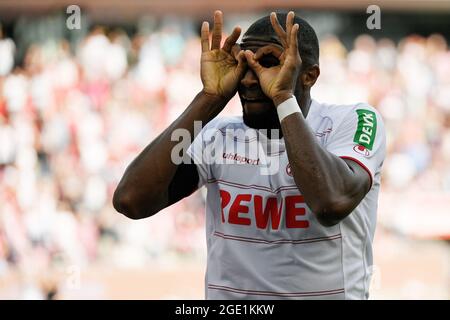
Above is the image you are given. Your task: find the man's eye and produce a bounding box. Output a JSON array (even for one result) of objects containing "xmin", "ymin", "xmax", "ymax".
[{"xmin": 259, "ymin": 55, "xmax": 280, "ymax": 68}]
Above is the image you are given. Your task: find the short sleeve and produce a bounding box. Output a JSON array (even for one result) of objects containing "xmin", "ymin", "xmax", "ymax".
[
  {"xmin": 186, "ymin": 118, "xmax": 221, "ymax": 188},
  {"xmin": 325, "ymin": 105, "xmax": 386, "ymax": 186},
  {"xmin": 186, "ymin": 133, "xmax": 208, "ymax": 188}
]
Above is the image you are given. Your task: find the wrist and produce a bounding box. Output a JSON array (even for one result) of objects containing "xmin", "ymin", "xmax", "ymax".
[
  {"xmin": 273, "ymin": 92, "xmax": 295, "ymax": 107},
  {"xmin": 276, "ymin": 96, "xmax": 300, "ymax": 122}
]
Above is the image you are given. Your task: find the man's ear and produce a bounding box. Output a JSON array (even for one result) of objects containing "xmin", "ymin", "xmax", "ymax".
[{"xmin": 300, "ymin": 64, "xmax": 320, "ymax": 88}]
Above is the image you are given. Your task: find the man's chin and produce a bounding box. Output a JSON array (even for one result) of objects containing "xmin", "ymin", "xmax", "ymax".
[
  {"xmin": 243, "ymin": 100, "xmax": 275, "ymax": 115},
  {"xmin": 242, "ymin": 100, "xmax": 279, "ymax": 129}
]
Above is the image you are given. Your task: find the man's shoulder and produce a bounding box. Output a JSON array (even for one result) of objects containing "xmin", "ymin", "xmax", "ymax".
[
  {"xmin": 313, "ymin": 100, "xmax": 383, "ymax": 132},
  {"xmin": 314, "ymin": 100, "xmax": 376, "ymax": 117}
]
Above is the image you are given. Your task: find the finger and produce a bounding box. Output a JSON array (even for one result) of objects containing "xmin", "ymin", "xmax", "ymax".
[
  {"xmin": 235, "ymin": 50, "xmax": 248, "ymax": 77},
  {"xmin": 201, "ymin": 21, "xmax": 210, "ymax": 52},
  {"xmin": 270, "ymin": 12, "xmax": 287, "ymax": 48},
  {"xmin": 289, "ymin": 24, "xmax": 300, "ymax": 57},
  {"xmin": 223, "ymin": 26, "xmax": 241, "ymax": 53},
  {"xmin": 286, "ymin": 11, "xmax": 294, "ymax": 45},
  {"xmin": 231, "ymin": 44, "xmax": 242, "ymax": 60},
  {"xmin": 244, "ymin": 50, "xmax": 264, "ymax": 76},
  {"xmin": 211, "ymin": 10, "xmax": 223, "ymax": 50}
]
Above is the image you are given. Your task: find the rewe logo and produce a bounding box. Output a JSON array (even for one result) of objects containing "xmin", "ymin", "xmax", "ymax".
[
  {"xmin": 353, "ymin": 109, "xmax": 377, "ymax": 151},
  {"xmin": 219, "ymin": 190, "xmax": 309, "ymax": 230}
]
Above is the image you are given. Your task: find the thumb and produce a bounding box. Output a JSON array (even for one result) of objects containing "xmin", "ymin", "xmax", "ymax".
[{"xmin": 244, "ymin": 50, "xmax": 264, "ymax": 76}]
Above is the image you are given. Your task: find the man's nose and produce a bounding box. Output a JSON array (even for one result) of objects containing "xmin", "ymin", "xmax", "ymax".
[{"xmin": 240, "ymin": 69, "xmax": 259, "ymax": 88}]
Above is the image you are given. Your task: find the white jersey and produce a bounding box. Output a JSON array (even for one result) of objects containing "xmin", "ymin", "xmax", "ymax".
[{"xmin": 187, "ymin": 99, "xmax": 386, "ymax": 300}]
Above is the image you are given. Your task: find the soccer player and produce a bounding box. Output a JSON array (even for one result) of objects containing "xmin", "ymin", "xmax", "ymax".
[{"xmin": 113, "ymin": 11, "xmax": 386, "ymax": 299}]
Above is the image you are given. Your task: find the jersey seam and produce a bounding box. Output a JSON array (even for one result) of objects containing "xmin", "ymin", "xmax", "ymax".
[
  {"xmin": 362, "ymin": 234, "xmax": 369, "ymax": 299},
  {"xmin": 213, "ymin": 231, "xmax": 342, "ymax": 244},
  {"xmin": 207, "ymin": 284, "xmax": 345, "ymax": 297},
  {"xmin": 207, "ymin": 179, "xmax": 299, "ymax": 194},
  {"xmin": 339, "ymin": 222, "xmax": 347, "ymax": 300}
]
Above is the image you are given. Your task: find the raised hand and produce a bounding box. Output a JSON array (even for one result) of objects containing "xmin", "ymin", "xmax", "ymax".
[
  {"xmin": 244, "ymin": 11, "xmax": 302, "ymax": 105},
  {"xmin": 201, "ymin": 10, "xmax": 247, "ymax": 100}
]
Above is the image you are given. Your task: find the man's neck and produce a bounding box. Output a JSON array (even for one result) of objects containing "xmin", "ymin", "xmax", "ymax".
[
  {"xmin": 297, "ymin": 91, "xmax": 312, "ymax": 119},
  {"xmin": 243, "ymin": 94, "xmax": 312, "ymax": 139}
]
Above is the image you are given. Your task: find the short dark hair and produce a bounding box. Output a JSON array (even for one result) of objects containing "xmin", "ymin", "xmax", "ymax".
[{"xmin": 242, "ymin": 13, "xmax": 319, "ymax": 68}]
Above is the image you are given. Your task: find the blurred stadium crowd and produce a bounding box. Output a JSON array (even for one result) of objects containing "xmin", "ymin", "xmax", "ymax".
[{"xmin": 0, "ymin": 17, "xmax": 449, "ymax": 299}]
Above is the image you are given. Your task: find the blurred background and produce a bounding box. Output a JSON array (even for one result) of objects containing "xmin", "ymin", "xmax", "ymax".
[{"xmin": 0, "ymin": 0, "xmax": 449, "ymax": 299}]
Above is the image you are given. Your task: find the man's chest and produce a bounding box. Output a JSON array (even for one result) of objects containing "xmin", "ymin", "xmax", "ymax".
[{"xmin": 205, "ymin": 126, "xmax": 338, "ymax": 240}]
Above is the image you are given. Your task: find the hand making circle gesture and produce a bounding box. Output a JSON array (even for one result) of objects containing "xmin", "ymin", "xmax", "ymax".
[
  {"xmin": 244, "ymin": 11, "xmax": 302, "ymax": 105},
  {"xmin": 200, "ymin": 10, "xmax": 247, "ymax": 101}
]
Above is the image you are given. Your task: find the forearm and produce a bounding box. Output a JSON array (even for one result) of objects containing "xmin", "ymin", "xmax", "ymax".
[
  {"xmin": 113, "ymin": 91, "xmax": 227, "ymax": 218},
  {"xmin": 277, "ymin": 100, "xmax": 360, "ymax": 225}
]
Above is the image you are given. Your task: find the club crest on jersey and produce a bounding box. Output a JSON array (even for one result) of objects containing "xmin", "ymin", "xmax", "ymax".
[
  {"xmin": 353, "ymin": 109, "xmax": 377, "ymax": 151},
  {"xmin": 286, "ymin": 164, "xmax": 293, "ymax": 177},
  {"xmin": 353, "ymin": 144, "xmax": 370, "ymax": 157}
]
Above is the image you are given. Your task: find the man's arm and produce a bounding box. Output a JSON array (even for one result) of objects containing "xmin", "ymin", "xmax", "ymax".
[
  {"xmin": 245, "ymin": 12, "xmax": 372, "ymax": 226},
  {"xmin": 113, "ymin": 11, "xmax": 246, "ymax": 219},
  {"xmin": 113, "ymin": 91, "xmax": 226, "ymax": 219},
  {"xmin": 276, "ymin": 109, "xmax": 371, "ymax": 226}
]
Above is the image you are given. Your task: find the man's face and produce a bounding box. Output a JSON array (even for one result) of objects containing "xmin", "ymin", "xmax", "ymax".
[
  {"xmin": 237, "ymin": 38, "xmax": 282, "ymax": 117},
  {"xmin": 237, "ymin": 35, "xmax": 302, "ymax": 127}
]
